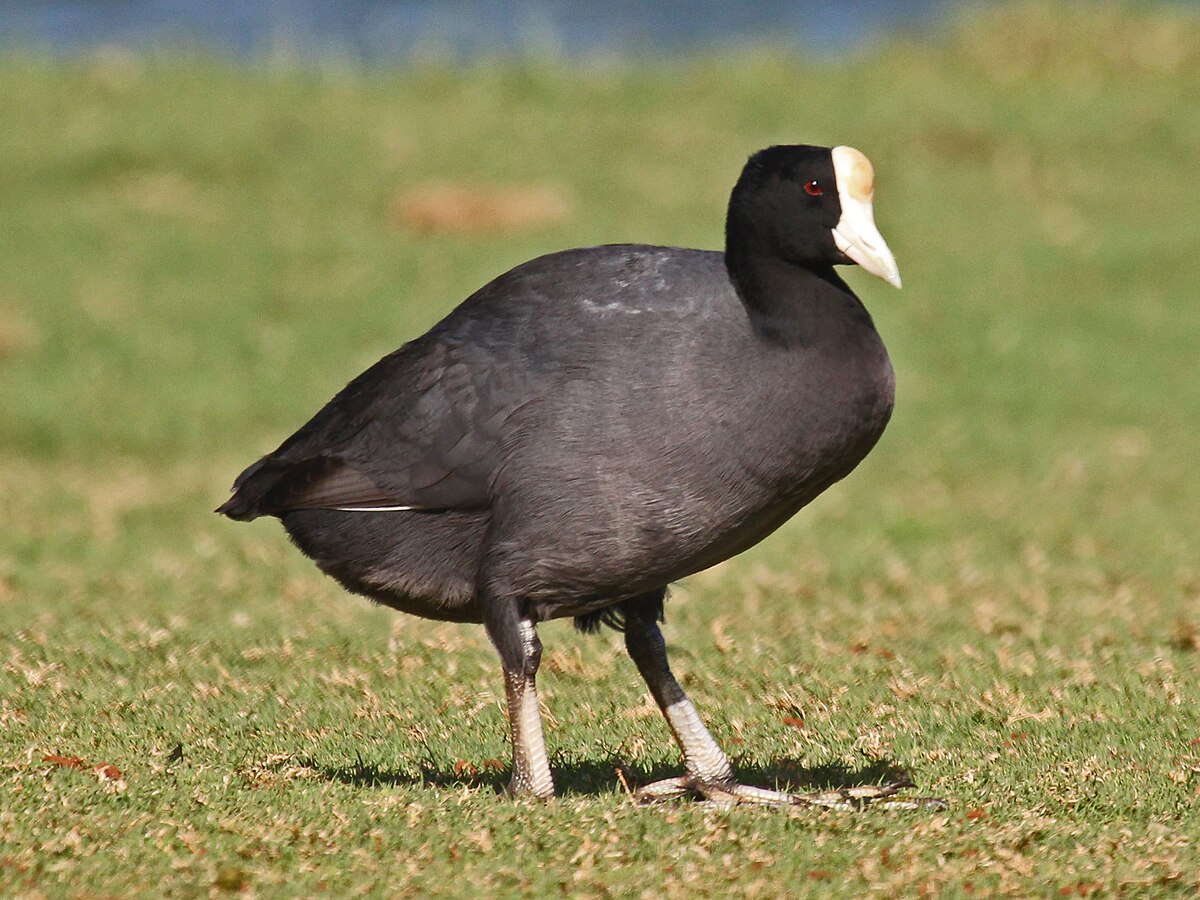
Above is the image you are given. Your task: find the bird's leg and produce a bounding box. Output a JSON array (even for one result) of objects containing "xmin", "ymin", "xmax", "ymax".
[
  {"xmin": 623, "ymin": 607, "xmax": 939, "ymax": 810},
  {"xmin": 502, "ymin": 618, "xmax": 555, "ymax": 798},
  {"xmin": 623, "ymin": 608, "xmax": 734, "ymax": 796},
  {"xmin": 485, "ymin": 602, "xmax": 555, "ymax": 799}
]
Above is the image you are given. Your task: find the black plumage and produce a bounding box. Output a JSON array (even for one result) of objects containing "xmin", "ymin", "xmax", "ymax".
[{"xmin": 219, "ymin": 144, "xmax": 921, "ymax": 807}]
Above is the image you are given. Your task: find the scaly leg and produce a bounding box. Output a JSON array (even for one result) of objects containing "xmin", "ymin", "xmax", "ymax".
[
  {"xmin": 485, "ymin": 601, "xmax": 554, "ymax": 799},
  {"xmin": 623, "ymin": 601, "xmax": 941, "ymax": 810}
]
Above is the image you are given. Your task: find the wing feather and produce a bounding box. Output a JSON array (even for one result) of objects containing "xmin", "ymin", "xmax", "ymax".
[{"xmin": 217, "ymin": 336, "xmax": 522, "ymax": 520}]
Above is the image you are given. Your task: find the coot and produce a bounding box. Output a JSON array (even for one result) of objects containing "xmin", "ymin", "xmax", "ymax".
[{"xmin": 220, "ymin": 145, "xmax": 921, "ymax": 807}]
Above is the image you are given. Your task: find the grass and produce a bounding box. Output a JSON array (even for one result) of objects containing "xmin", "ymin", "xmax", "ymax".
[{"xmin": 2, "ymin": 1, "xmax": 1200, "ymax": 895}]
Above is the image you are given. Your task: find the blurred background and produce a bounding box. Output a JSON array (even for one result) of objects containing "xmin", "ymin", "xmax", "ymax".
[
  {"xmin": 2, "ymin": 1, "xmax": 1200, "ymax": 893},
  {"xmin": 1, "ymin": 0, "xmax": 1196, "ymax": 554},
  {"xmin": 4, "ymin": 0, "xmax": 967, "ymax": 60}
]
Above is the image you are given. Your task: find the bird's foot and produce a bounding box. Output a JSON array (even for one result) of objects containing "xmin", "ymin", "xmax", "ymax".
[{"xmin": 632, "ymin": 772, "xmax": 946, "ymax": 811}]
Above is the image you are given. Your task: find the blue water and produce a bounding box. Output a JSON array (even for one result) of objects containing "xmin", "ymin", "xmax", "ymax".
[{"xmin": 0, "ymin": 0, "xmax": 972, "ymax": 61}]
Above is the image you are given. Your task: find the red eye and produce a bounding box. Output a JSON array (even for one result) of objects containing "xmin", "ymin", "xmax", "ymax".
[{"xmin": 803, "ymin": 180, "xmax": 823, "ymax": 197}]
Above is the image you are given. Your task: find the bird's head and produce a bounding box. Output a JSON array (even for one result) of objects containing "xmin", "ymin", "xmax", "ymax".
[{"xmin": 727, "ymin": 144, "xmax": 902, "ymax": 289}]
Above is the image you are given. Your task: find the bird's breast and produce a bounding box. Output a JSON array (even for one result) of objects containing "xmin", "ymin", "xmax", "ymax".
[{"xmin": 729, "ymin": 331, "xmax": 894, "ymax": 499}]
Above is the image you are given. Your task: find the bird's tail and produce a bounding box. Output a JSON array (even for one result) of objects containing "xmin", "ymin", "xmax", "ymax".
[{"xmin": 215, "ymin": 458, "xmax": 277, "ymax": 521}]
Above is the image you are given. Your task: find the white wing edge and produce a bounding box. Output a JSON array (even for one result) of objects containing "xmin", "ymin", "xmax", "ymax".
[{"xmin": 333, "ymin": 505, "xmax": 420, "ymax": 512}]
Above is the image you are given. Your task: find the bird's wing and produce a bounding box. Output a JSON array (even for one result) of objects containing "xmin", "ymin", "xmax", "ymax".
[{"xmin": 219, "ymin": 338, "xmax": 526, "ymax": 520}]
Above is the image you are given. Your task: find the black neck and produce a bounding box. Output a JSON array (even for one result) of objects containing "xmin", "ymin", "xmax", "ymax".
[{"xmin": 724, "ymin": 243, "xmax": 869, "ymax": 346}]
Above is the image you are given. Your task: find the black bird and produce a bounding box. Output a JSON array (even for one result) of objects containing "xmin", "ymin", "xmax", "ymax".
[{"xmin": 219, "ymin": 145, "xmax": 916, "ymax": 807}]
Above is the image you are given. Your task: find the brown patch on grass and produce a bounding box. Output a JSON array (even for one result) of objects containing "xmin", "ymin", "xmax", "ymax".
[
  {"xmin": 94, "ymin": 762, "xmax": 123, "ymax": 782},
  {"xmin": 390, "ymin": 182, "xmax": 572, "ymax": 234},
  {"xmin": 112, "ymin": 170, "xmax": 216, "ymax": 222},
  {"xmin": 214, "ymin": 865, "xmax": 248, "ymax": 892},
  {"xmin": 1168, "ymin": 620, "xmax": 1199, "ymax": 652},
  {"xmin": 0, "ymin": 304, "xmax": 41, "ymax": 358},
  {"xmin": 240, "ymin": 753, "xmax": 321, "ymax": 789},
  {"xmin": 44, "ymin": 754, "xmax": 126, "ymax": 790},
  {"xmin": 44, "ymin": 753, "xmax": 87, "ymax": 770}
]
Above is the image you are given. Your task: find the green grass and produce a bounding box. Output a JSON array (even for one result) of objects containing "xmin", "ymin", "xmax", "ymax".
[{"xmin": 3, "ymin": 1, "xmax": 1200, "ymax": 895}]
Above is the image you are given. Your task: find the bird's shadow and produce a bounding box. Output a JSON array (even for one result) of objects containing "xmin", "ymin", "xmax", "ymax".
[{"xmin": 313, "ymin": 752, "xmax": 920, "ymax": 800}]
